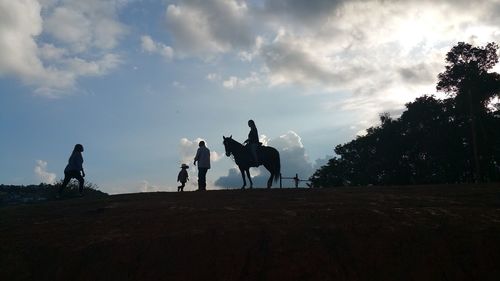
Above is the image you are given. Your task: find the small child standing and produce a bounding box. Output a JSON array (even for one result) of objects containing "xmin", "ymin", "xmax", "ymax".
[{"xmin": 177, "ymin": 164, "xmax": 189, "ymax": 192}]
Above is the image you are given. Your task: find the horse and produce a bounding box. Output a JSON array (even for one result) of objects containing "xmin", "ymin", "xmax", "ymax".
[{"xmin": 223, "ymin": 136, "xmax": 281, "ymax": 189}]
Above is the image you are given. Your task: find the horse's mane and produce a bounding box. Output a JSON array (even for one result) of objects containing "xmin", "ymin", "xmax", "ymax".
[
  {"xmin": 227, "ymin": 137, "xmax": 244, "ymax": 148},
  {"xmin": 226, "ymin": 138, "xmax": 246, "ymax": 158}
]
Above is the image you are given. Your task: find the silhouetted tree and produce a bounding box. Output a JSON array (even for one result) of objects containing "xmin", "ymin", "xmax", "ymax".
[
  {"xmin": 399, "ymin": 96, "xmax": 468, "ymax": 182},
  {"xmin": 437, "ymin": 42, "xmax": 500, "ymax": 181},
  {"xmin": 310, "ymin": 96, "xmax": 474, "ymax": 187},
  {"xmin": 310, "ymin": 42, "xmax": 500, "ymax": 187}
]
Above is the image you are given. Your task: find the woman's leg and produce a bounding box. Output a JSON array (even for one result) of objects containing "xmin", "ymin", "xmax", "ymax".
[
  {"xmin": 75, "ymin": 174, "xmax": 85, "ymax": 193},
  {"xmin": 59, "ymin": 172, "xmax": 72, "ymax": 194}
]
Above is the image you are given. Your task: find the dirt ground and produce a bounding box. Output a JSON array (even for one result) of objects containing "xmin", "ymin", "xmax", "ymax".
[{"xmin": 1, "ymin": 183, "xmax": 500, "ymax": 281}]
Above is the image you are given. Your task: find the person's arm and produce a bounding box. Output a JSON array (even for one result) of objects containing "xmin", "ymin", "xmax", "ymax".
[
  {"xmin": 194, "ymin": 149, "xmax": 199, "ymax": 166},
  {"xmin": 80, "ymin": 154, "xmax": 85, "ymax": 177}
]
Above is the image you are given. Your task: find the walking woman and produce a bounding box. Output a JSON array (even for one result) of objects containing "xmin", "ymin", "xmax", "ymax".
[{"xmin": 58, "ymin": 144, "xmax": 85, "ymax": 196}]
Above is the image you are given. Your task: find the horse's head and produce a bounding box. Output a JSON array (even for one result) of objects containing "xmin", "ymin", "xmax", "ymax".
[{"xmin": 222, "ymin": 135, "xmax": 233, "ymax": 157}]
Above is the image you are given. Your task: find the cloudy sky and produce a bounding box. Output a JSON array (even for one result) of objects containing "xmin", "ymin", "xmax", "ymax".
[{"xmin": 1, "ymin": 0, "xmax": 499, "ymax": 193}]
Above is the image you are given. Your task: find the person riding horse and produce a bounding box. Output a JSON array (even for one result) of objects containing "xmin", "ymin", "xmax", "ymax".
[
  {"xmin": 223, "ymin": 120, "xmax": 280, "ymax": 188},
  {"xmin": 223, "ymin": 135, "xmax": 280, "ymax": 189},
  {"xmin": 243, "ymin": 119, "xmax": 260, "ymax": 165}
]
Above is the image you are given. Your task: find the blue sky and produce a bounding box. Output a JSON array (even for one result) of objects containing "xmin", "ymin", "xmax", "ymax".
[{"xmin": 1, "ymin": 0, "xmax": 499, "ymax": 193}]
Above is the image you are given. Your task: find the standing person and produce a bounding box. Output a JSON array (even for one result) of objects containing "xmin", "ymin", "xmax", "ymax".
[
  {"xmin": 59, "ymin": 144, "xmax": 85, "ymax": 196},
  {"xmin": 177, "ymin": 164, "xmax": 189, "ymax": 192},
  {"xmin": 193, "ymin": 141, "xmax": 210, "ymax": 191},
  {"xmin": 293, "ymin": 174, "xmax": 300, "ymax": 188},
  {"xmin": 244, "ymin": 119, "xmax": 259, "ymax": 165}
]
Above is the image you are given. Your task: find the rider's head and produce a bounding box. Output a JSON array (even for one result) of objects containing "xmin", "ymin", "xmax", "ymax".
[
  {"xmin": 248, "ymin": 120, "xmax": 255, "ymax": 128},
  {"xmin": 199, "ymin": 141, "xmax": 205, "ymax": 147},
  {"xmin": 74, "ymin": 144, "xmax": 84, "ymax": 152}
]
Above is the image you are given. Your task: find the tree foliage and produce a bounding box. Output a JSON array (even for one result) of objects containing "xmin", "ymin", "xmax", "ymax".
[
  {"xmin": 311, "ymin": 42, "xmax": 500, "ymax": 187},
  {"xmin": 436, "ymin": 42, "xmax": 500, "ymax": 181},
  {"xmin": 437, "ymin": 42, "xmax": 499, "ymax": 110}
]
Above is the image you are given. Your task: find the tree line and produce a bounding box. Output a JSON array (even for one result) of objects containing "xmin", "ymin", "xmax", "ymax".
[{"xmin": 310, "ymin": 42, "xmax": 500, "ymax": 187}]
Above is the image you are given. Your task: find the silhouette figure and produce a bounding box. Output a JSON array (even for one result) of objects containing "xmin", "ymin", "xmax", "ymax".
[
  {"xmin": 243, "ymin": 120, "xmax": 260, "ymax": 165},
  {"xmin": 193, "ymin": 141, "xmax": 210, "ymax": 191},
  {"xmin": 223, "ymin": 136, "xmax": 280, "ymax": 189},
  {"xmin": 293, "ymin": 174, "xmax": 299, "ymax": 188},
  {"xmin": 58, "ymin": 144, "xmax": 85, "ymax": 196},
  {"xmin": 177, "ymin": 164, "xmax": 189, "ymax": 192}
]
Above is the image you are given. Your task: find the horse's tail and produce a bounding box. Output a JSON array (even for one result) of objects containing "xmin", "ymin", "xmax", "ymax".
[{"xmin": 273, "ymin": 149, "xmax": 281, "ymax": 183}]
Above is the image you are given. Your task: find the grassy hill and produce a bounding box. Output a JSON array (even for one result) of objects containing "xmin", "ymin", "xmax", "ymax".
[{"xmin": 1, "ymin": 183, "xmax": 499, "ymax": 281}]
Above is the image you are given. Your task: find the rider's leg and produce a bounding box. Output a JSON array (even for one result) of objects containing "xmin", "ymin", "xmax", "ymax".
[{"xmin": 251, "ymin": 143, "xmax": 259, "ymax": 164}]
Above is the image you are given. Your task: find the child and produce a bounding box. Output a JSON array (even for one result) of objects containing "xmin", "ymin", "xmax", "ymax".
[{"xmin": 177, "ymin": 164, "xmax": 189, "ymax": 192}]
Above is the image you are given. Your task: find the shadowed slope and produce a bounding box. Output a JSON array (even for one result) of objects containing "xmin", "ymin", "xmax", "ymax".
[{"xmin": 1, "ymin": 183, "xmax": 499, "ymax": 281}]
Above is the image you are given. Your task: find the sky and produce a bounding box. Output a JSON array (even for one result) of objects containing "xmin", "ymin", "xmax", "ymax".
[{"xmin": 1, "ymin": 0, "xmax": 500, "ymax": 193}]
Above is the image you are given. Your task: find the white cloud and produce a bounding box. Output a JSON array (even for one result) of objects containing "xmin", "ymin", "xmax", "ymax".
[
  {"xmin": 213, "ymin": 167, "xmax": 245, "ymax": 188},
  {"xmin": 141, "ymin": 35, "xmax": 156, "ymax": 52},
  {"xmin": 222, "ymin": 76, "xmax": 238, "ymax": 89},
  {"xmin": 44, "ymin": 6, "xmax": 92, "ymax": 52},
  {"xmin": 179, "ymin": 137, "xmax": 203, "ymax": 166},
  {"xmin": 172, "ymin": 81, "xmax": 185, "ymax": 89},
  {"xmin": 267, "ymin": 131, "xmax": 314, "ymax": 178},
  {"xmin": 250, "ymin": 0, "xmax": 500, "ymax": 122},
  {"xmin": 257, "ymin": 0, "xmax": 343, "ymax": 26},
  {"xmin": 165, "ymin": 0, "xmax": 254, "ymax": 57},
  {"xmin": 0, "ymin": 0, "xmax": 45, "ymax": 79},
  {"xmin": 206, "ymin": 73, "xmax": 220, "ymax": 81},
  {"xmin": 179, "ymin": 137, "xmax": 222, "ymax": 166},
  {"xmin": 34, "ymin": 160, "xmax": 57, "ymax": 184},
  {"xmin": 39, "ymin": 43, "xmax": 67, "ymax": 60},
  {"xmin": 102, "ymin": 180, "xmax": 178, "ymax": 194},
  {"xmin": 0, "ymin": 0, "xmax": 127, "ymax": 97},
  {"xmin": 222, "ymin": 72, "xmax": 261, "ymax": 89},
  {"xmin": 237, "ymin": 36, "xmax": 264, "ymax": 62},
  {"xmin": 43, "ymin": 0, "xmax": 127, "ymax": 52},
  {"xmin": 141, "ymin": 35, "xmax": 174, "ymax": 60},
  {"xmin": 93, "ymin": 16, "xmax": 127, "ymax": 50},
  {"xmin": 163, "ymin": 0, "xmax": 500, "ymax": 127},
  {"xmin": 140, "ymin": 180, "xmax": 161, "ymax": 192},
  {"xmin": 66, "ymin": 53, "xmax": 122, "ymax": 76},
  {"xmin": 268, "ymin": 131, "xmax": 305, "ymax": 151}
]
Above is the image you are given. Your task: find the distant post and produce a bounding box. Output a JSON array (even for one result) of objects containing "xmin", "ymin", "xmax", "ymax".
[{"xmin": 279, "ymin": 173, "xmax": 282, "ymax": 188}]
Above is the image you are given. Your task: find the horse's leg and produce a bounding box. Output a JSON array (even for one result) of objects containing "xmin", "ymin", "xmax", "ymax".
[
  {"xmin": 239, "ymin": 166, "xmax": 247, "ymax": 189},
  {"xmin": 246, "ymin": 169, "xmax": 253, "ymax": 189},
  {"xmin": 264, "ymin": 163, "xmax": 273, "ymax": 189}
]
